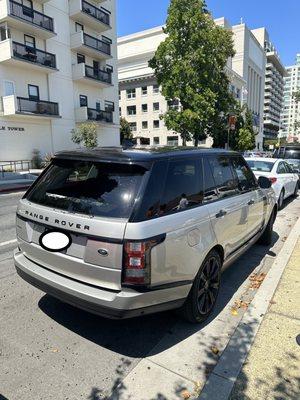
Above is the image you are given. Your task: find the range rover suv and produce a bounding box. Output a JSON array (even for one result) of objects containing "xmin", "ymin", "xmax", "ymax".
[{"xmin": 14, "ymin": 147, "xmax": 277, "ymax": 323}]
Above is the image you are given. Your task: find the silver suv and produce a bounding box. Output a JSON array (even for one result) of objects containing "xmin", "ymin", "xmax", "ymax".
[{"xmin": 14, "ymin": 147, "xmax": 277, "ymax": 323}]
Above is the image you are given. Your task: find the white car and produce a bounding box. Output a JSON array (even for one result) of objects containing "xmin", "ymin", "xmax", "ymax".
[{"xmin": 245, "ymin": 157, "xmax": 299, "ymax": 209}]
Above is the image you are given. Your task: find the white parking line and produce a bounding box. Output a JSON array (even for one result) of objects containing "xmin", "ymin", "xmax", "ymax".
[{"xmin": 0, "ymin": 239, "xmax": 17, "ymax": 248}]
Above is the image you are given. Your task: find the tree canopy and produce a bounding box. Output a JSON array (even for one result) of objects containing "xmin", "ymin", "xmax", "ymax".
[
  {"xmin": 149, "ymin": 0, "xmax": 236, "ymax": 146},
  {"xmin": 71, "ymin": 122, "xmax": 98, "ymax": 149}
]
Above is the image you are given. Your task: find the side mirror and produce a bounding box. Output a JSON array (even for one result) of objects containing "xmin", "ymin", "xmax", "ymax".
[{"xmin": 258, "ymin": 176, "xmax": 272, "ymax": 189}]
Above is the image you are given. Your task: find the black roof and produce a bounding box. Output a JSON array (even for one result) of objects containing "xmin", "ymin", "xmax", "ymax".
[{"xmin": 54, "ymin": 146, "xmax": 240, "ymax": 164}]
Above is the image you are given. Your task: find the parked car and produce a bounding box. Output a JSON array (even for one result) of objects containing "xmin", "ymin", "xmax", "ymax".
[
  {"xmin": 273, "ymin": 144, "xmax": 300, "ymax": 160},
  {"xmin": 15, "ymin": 148, "xmax": 277, "ymax": 323},
  {"xmin": 245, "ymin": 157, "xmax": 299, "ymax": 209}
]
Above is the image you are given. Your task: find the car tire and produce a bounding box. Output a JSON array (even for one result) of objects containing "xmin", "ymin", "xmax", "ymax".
[
  {"xmin": 278, "ymin": 190, "xmax": 284, "ymax": 210},
  {"xmin": 179, "ymin": 250, "xmax": 221, "ymax": 324},
  {"xmin": 258, "ymin": 210, "xmax": 275, "ymax": 246},
  {"xmin": 293, "ymin": 181, "xmax": 299, "ymax": 197}
]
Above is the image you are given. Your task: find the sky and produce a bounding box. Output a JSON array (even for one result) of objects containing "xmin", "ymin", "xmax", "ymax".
[{"xmin": 117, "ymin": 0, "xmax": 300, "ymax": 67}]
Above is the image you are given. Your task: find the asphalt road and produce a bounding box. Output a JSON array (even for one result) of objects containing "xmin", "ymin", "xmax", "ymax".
[{"xmin": 0, "ymin": 192, "xmax": 299, "ymax": 400}]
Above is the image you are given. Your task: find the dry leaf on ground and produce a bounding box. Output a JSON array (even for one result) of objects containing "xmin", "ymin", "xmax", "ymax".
[
  {"xmin": 181, "ymin": 390, "xmax": 191, "ymax": 399},
  {"xmin": 249, "ymin": 272, "xmax": 266, "ymax": 289},
  {"xmin": 211, "ymin": 346, "xmax": 220, "ymax": 355}
]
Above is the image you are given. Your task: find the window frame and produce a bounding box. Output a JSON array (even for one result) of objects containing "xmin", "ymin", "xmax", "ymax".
[
  {"xmin": 230, "ymin": 156, "xmax": 258, "ymax": 193},
  {"xmin": 79, "ymin": 94, "xmax": 88, "ymax": 107},
  {"xmin": 24, "ymin": 34, "xmax": 35, "ymax": 49},
  {"xmin": 28, "ymin": 84, "xmax": 39, "ymax": 101}
]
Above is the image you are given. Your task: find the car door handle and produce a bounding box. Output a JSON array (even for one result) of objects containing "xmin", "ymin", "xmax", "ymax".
[
  {"xmin": 216, "ymin": 210, "xmax": 227, "ymax": 218},
  {"xmin": 248, "ymin": 199, "xmax": 255, "ymax": 206}
]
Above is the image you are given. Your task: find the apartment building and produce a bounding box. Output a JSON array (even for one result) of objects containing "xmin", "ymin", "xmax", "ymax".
[
  {"xmin": 251, "ymin": 28, "xmax": 287, "ymax": 143},
  {"xmin": 118, "ymin": 20, "xmax": 265, "ymax": 149},
  {"xmin": 280, "ymin": 54, "xmax": 300, "ymax": 142},
  {"xmin": 0, "ymin": 0, "xmax": 119, "ymax": 163}
]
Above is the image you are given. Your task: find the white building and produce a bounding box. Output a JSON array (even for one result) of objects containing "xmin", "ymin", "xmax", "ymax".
[
  {"xmin": 0, "ymin": 0, "xmax": 120, "ymax": 164},
  {"xmin": 251, "ymin": 28, "xmax": 287, "ymax": 143},
  {"xmin": 118, "ymin": 19, "xmax": 265, "ymax": 149},
  {"xmin": 280, "ymin": 54, "xmax": 300, "ymax": 142}
]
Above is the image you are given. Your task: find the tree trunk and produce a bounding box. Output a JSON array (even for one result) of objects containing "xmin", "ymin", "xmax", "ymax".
[{"xmin": 194, "ymin": 137, "xmax": 199, "ymax": 147}]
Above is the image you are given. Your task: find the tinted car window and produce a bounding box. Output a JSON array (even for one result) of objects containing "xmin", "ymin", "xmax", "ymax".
[
  {"xmin": 208, "ymin": 156, "xmax": 239, "ymax": 198},
  {"xmin": 277, "ymin": 162, "xmax": 287, "ymax": 174},
  {"xmin": 284, "ymin": 162, "xmax": 293, "ymax": 173},
  {"xmin": 231, "ymin": 157, "xmax": 257, "ymax": 192},
  {"xmin": 26, "ymin": 160, "xmax": 146, "ymax": 219},
  {"xmin": 159, "ymin": 159, "xmax": 203, "ymax": 216},
  {"xmin": 203, "ymin": 157, "xmax": 219, "ymax": 203}
]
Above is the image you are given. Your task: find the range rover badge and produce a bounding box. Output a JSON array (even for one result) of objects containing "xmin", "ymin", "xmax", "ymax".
[{"xmin": 98, "ymin": 249, "xmax": 109, "ymax": 257}]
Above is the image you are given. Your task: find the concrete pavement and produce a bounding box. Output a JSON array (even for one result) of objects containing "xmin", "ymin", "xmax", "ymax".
[{"xmin": 0, "ymin": 193, "xmax": 299, "ymax": 400}]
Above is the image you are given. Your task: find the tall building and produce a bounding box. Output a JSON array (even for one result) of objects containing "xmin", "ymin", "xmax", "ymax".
[
  {"xmin": 118, "ymin": 19, "xmax": 265, "ymax": 149},
  {"xmin": 231, "ymin": 23, "xmax": 266, "ymax": 149},
  {"xmin": 280, "ymin": 54, "xmax": 300, "ymax": 142},
  {"xmin": 251, "ymin": 28, "xmax": 287, "ymax": 144},
  {"xmin": 0, "ymin": 0, "xmax": 119, "ymax": 163}
]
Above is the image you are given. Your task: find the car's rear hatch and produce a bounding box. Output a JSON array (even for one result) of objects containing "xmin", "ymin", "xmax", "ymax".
[{"xmin": 16, "ymin": 157, "xmax": 149, "ymax": 291}]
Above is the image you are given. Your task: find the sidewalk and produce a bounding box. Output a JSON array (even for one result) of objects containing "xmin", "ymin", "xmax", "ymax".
[{"xmin": 230, "ymin": 239, "xmax": 300, "ymax": 400}]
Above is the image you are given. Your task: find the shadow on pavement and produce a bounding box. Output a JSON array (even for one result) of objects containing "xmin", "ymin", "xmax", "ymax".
[{"xmin": 38, "ymin": 232, "xmax": 279, "ymax": 361}]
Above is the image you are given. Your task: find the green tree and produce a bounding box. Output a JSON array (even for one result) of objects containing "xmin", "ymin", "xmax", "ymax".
[
  {"xmin": 120, "ymin": 117, "xmax": 133, "ymax": 143},
  {"xmin": 149, "ymin": 0, "xmax": 235, "ymax": 146},
  {"xmin": 236, "ymin": 107, "xmax": 256, "ymax": 151},
  {"xmin": 71, "ymin": 122, "xmax": 98, "ymax": 148},
  {"xmin": 293, "ymin": 90, "xmax": 300, "ymax": 135}
]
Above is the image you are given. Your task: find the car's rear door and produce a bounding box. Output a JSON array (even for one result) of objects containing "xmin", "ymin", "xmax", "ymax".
[{"xmin": 276, "ymin": 161, "xmax": 291, "ymax": 197}]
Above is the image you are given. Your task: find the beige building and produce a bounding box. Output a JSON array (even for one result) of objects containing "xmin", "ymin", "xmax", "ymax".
[
  {"xmin": 0, "ymin": 0, "xmax": 120, "ymax": 164},
  {"xmin": 118, "ymin": 19, "xmax": 265, "ymax": 148},
  {"xmin": 251, "ymin": 27, "xmax": 286, "ymax": 143},
  {"xmin": 280, "ymin": 54, "xmax": 300, "ymax": 142}
]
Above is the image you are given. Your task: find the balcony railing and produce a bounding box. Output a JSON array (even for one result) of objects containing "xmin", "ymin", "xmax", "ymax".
[
  {"xmin": 84, "ymin": 65, "xmax": 111, "ymax": 84},
  {"xmin": 12, "ymin": 42, "xmax": 56, "ymax": 68},
  {"xmin": 82, "ymin": 0, "xmax": 110, "ymax": 26},
  {"xmin": 83, "ymin": 33, "xmax": 111, "ymax": 55},
  {"xmin": 17, "ymin": 97, "xmax": 59, "ymax": 116},
  {"xmin": 9, "ymin": 0, "xmax": 54, "ymax": 32},
  {"xmin": 87, "ymin": 108, "xmax": 113, "ymax": 123}
]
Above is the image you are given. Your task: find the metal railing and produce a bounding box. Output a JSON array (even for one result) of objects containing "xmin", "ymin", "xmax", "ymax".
[
  {"xmin": 0, "ymin": 160, "xmax": 31, "ymax": 177},
  {"xmin": 17, "ymin": 97, "xmax": 59, "ymax": 116},
  {"xmin": 9, "ymin": 0, "xmax": 54, "ymax": 32},
  {"xmin": 87, "ymin": 108, "xmax": 113, "ymax": 123},
  {"xmin": 83, "ymin": 33, "xmax": 111, "ymax": 55},
  {"xmin": 84, "ymin": 65, "xmax": 112, "ymax": 84},
  {"xmin": 82, "ymin": 0, "xmax": 110, "ymax": 26},
  {"xmin": 12, "ymin": 41, "xmax": 56, "ymax": 68}
]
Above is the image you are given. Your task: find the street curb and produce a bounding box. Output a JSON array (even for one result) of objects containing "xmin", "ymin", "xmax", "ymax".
[
  {"xmin": 198, "ymin": 216, "xmax": 300, "ymax": 400},
  {"xmin": 0, "ymin": 185, "xmax": 30, "ymax": 194}
]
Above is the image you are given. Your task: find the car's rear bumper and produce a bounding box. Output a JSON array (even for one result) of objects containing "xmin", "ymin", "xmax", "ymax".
[{"xmin": 14, "ymin": 250, "xmax": 190, "ymax": 319}]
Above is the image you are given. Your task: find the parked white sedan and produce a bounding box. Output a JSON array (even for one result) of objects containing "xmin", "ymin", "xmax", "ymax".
[{"xmin": 245, "ymin": 157, "xmax": 299, "ymax": 209}]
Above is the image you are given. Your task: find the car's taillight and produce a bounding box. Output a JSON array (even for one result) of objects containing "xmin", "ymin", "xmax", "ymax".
[
  {"xmin": 269, "ymin": 177, "xmax": 277, "ymax": 184},
  {"xmin": 122, "ymin": 235, "xmax": 165, "ymax": 287}
]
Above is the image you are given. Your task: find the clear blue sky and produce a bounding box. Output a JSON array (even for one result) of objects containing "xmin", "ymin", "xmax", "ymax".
[{"xmin": 117, "ymin": 0, "xmax": 299, "ymax": 66}]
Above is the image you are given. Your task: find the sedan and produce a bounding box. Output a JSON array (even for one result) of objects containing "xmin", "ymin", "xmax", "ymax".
[{"xmin": 245, "ymin": 157, "xmax": 299, "ymax": 209}]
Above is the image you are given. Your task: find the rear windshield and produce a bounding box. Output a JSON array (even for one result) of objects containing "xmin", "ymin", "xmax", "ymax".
[
  {"xmin": 246, "ymin": 160, "xmax": 274, "ymax": 172},
  {"xmin": 26, "ymin": 159, "xmax": 146, "ymax": 219}
]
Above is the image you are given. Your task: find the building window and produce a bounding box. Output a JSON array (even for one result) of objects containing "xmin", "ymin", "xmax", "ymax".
[
  {"xmin": 167, "ymin": 136, "xmax": 179, "ymax": 146},
  {"xmin": 142, "ymin": 121, "xmax": 148, "ymax": 130},
  {"xmin": 129, "ymin": 122, "xmax": 137, "ymax": 132},
  {"xmin": 105, "ymin": 100, "xmax": 114, "ymax": 112},
  {"xmin": 140, "ymin": 138, "xmax": 150, "ymax": 145},
  {"xmin": 75, "ymin": 22, "xmax": 84, "ymax": 32},
  {"xmin": 79, "ymin": 95, "xmax": 88, "ymax": 107},
  {"xmin": 153, "ymin": 137, "xmax": 160, "ymax": 145},
  {"xmin": 142, "ymin": 104, "xmax": 148, "ymax": 113},
  {"xmin": 127, "ymin": 105, "xmax": 136, "ymax": 115},
  {"xmin": 119, "ymin": 107, "xmax": 122, "ymax": 116},
  {"xmin": 119, "ymin": 90, "xmax": 121, "ymax": 100},
  {"xmin": 153, "ymin": 102, "xmax": 160, "ymax": 112},
  {"xmin": 153, "ymin": 84, "xmax": 159, "ymax": 94},
  {"xmin": 127, "ymin": 89, "xmax": 136, "ymax": 99},
  {"xmin": 142, "ymin": 86, "xmax": 148, "ymax": 95},
  {"xmin": 168, "ymin": 99, "xmax": 180, "ymax": 110},
  {"xmin": 28, "ymin": 84, "xmax": 39, "ymax": 100},
  {"xmin": 153, "ymin": 120, "xmax": 160, "ymax": 129},
  {"xmin": 4, "ymin": 81, "xmax": 15, "ymax": 96},
  {"xmin": 77, "ymin": 53, "xmax": 85, "ymax": 64},
  {"xmin": 24, "ymin": 34, "xmax": 35, "ymax": 49}
]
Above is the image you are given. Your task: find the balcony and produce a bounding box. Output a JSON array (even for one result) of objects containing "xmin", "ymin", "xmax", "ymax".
[
  {"xmin": 72, "ymin": 63, "xmax": 112, "ymax": 87},
  {"xmin": 70, "ymin": 31, "xmax": 111, "ymax": 60},
  {"xmin": 75, "ymin": 107, "xmax": 113, "ymax": 124},
  {"xmin": 0, "ymin": 0, "xmax": 56, "ymax": 39},
  {"xmin": 2, "ymin": 95, "xmax": 60, "ymax": 119},
  {"xmin": 69, "ymin": 0, "xmax": 111, "ymax": 32},
  {"xmin": 0, "ymin": 39, "xmax": 57, "ymax": 72}
]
